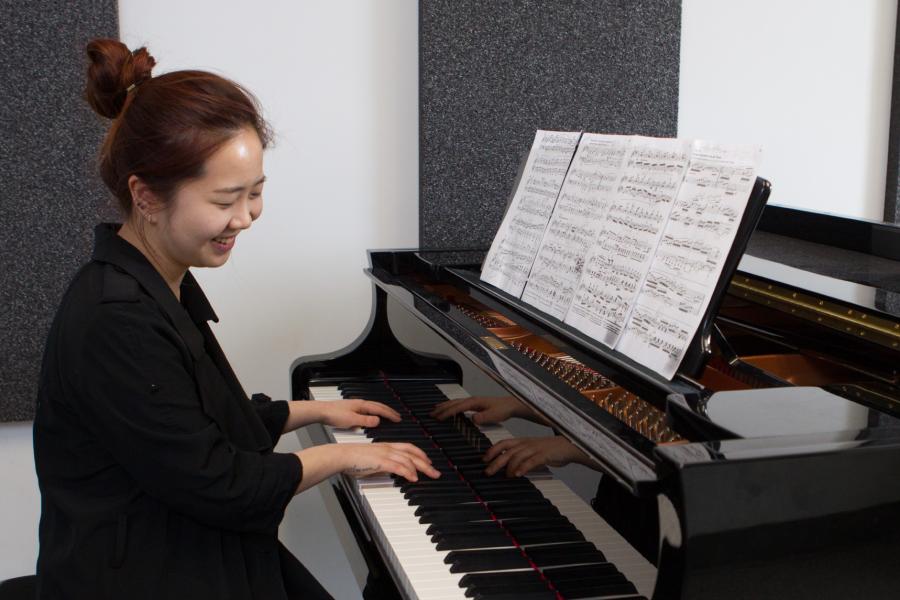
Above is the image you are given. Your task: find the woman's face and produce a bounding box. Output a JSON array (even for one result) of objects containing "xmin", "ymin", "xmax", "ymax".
[{"xmin": 152, "ymin": 127, "xmax": 265, "ymax": 272}]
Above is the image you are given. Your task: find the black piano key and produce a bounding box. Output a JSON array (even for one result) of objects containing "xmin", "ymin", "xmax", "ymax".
[
  {"xmin": 428, "ymin": 516, "xmax": 575, "ymax": 537},
  {"xmin": 419, "ymin": 504, "xmax": 559, "ymax": 525},
  {"xmin": 447, "ymin": 542, "xmax": 607, "ymax": 573},
  {"xmin": 525, "ymin": 541, "xmax": 606, "ymax": 565},
  {"xmin": 469, "ymin": 592, "xmax": 558, "ymax": 600},
  {"xmin": 470, "ymin": 480, "xmax": 537, "ymax": 492},
  {"xmin": 541, "ymin": 563, "xmax": 621, "ymax": 581},
  {"xmin": 434, "ymin": 531, "xmax": 514, "ymax": 551},
  {"xmin": 419, "ymin": 506, "xmax": 491, "ymax": 524},
  {"xmin": 556, "ymin": 580, "xmax": 638, "ymax": 599},
  {"xmin": 417, "ymin": 498, "xmax": 552, "ymax": 518},
  {"xmin": 512, "ymin": 529, "xmax": 585, "ymax": 545},
  {"xmin": 406, "ymin": 492, "xmax": 480, "ymax": 506},
  {"xmin": 541, "ymin": 565, "xmax": 638, "ymax": 598},
  {"xmin": 400, "ymin": 480, "xmax": 470, "ymax": 491},
  {"xmin": 459, "ymin": 569, "xmax": 547, "ymax": 589},
  {"xmin": 465, "ymin": 580, "xmax": 552, "ymax": 597},
  {"xmin": 407, "ymin": 490, "xmax": 544, "ymax": 506},
  {"xmin": 469, "ymin": 582, "xmax": 555, "ymax": 599},
  {"xmin": 445, "ymin": 548, "xmax": 532, "ymax": 572}
]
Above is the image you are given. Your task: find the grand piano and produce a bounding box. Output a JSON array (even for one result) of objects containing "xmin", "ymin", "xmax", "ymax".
[{"xmin": 291, "ymin": 194, "xmax": 900, "ymax": 600}]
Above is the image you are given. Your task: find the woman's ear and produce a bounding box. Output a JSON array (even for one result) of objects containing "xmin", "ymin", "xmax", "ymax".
[{"xmin": 127, "ymin": 175, "xmax": 162, "ymax": 223}]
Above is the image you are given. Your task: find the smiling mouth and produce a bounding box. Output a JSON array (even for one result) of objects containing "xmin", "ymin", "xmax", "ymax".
[{"xmin": 212, "ymin": 236, "xmax": 236, "ymax": 251}]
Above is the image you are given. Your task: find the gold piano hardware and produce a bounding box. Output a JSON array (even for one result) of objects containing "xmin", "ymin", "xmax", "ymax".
[
  {"xmin": 481, "ymin": 336, "xmax": 507, "ymax": 351},
  {"xmin": 836, "ymin": 384, "xmax": 900, "ymax": 411},
  {"xmin": 730, "ymin": 277, "xmax": 900, "ymax": 350}
]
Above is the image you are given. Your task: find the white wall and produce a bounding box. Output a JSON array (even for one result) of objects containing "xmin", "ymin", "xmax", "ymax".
[
  {"xmin": 679, "ymin": 0, "xmax": 897, "ymax": 220},
  {"xmin": 0, "ymin": 423, "xmax": 40, "ymax": 580}
]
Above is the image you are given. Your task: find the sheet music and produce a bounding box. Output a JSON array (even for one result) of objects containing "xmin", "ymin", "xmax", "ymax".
[
  {"xmin": 616, "ymin": 141, "xmax": 762, "ymax": 378},
  {"xmin": 564, "ymin": 137, "xmax": 691, "ymax": 347},
  {"xmin": 481, "ymin": 130, "xmax": 581, "ymax": 297},
  {"xmin": 521, "ymin": 133, "xmax": 631, "ymax": 319}
]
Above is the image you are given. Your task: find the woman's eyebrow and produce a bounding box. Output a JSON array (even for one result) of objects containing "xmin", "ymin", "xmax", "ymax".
[{"xmin": 213, "ymin": 175, "xmax": 267, "ymax": 193}]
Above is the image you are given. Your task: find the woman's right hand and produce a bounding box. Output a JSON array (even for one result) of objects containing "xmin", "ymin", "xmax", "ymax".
[
  {"xmin": 339, "ymin": 442, "xmax": 442, "ymax": 482},
  {"xmin": 294, "ymin": 442, "xmax": 441, "ymax": 494}
]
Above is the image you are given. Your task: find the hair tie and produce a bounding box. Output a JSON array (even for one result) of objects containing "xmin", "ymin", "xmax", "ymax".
[{"xmin": 125, "ymin": 49, "xmax": 143, "ymax": 94}]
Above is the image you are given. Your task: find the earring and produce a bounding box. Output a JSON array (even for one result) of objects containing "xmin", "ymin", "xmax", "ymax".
[{"xmin": 136, "ymin": 202, "xmax": 154, "ymax": 224}]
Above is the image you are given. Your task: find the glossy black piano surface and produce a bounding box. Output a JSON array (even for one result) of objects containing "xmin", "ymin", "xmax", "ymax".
[{"xmin": 291, "ymin": 205, "xmax": 900, "ymax": 599}]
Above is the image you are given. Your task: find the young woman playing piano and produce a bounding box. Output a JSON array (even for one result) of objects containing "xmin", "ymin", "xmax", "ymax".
[{"xmin": 32, "ymin": 39, "xmax": 439, "ymax": 600}]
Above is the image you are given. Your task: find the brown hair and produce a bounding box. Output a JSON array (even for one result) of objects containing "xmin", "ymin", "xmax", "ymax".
[{"xmin": 84, "ymin": 39, "xmax": 272, "ymax": 214}]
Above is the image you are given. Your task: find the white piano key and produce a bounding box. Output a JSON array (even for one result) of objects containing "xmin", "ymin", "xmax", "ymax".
[
  {"xmin": 362, "ymin": 486, "xmax": 467, "ymax": 599},
  {"xmin": 308, "ymin": 385, "xmax": 342, "ymax": 400}
]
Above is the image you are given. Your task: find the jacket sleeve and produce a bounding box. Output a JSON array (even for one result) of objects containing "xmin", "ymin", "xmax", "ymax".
[
  {"xmin": 250, "ymin": 394, "xmax": 291, "ymax": 444},
  {"xmin": 74, "ymin": 300, "xmax": 302, "ymax": 534}
]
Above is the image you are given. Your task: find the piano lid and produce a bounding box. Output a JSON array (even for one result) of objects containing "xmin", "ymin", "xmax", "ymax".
[{"xmin": 748, "ymin": 204, "xmax": 900, "ymax": 311}]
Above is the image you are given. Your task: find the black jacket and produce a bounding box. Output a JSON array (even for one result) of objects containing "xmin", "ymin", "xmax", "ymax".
[{"xmin": 33, "ymin": 225, "xmax": 328, "ymax": 599}]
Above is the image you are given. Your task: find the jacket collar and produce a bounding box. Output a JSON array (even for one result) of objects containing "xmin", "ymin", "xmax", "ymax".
[{"xmin": 91, "ymin": 224, "xmax": 219, "ymax": 360}]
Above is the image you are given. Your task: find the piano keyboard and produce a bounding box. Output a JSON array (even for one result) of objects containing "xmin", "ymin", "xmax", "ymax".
[{"xmin": 308, "ymin": 378, "xmax": 657, "ymax": 600}]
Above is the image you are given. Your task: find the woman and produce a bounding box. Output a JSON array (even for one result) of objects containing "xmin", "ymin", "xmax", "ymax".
[{"xmin": 32, "ymin": 39, "xmax": 439, "ymax": 599}]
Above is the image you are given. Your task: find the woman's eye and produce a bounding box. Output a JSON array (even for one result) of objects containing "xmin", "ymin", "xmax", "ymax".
[{"xmin": 250, "ymin": 192, "xmax": 262, "ymax": 199}]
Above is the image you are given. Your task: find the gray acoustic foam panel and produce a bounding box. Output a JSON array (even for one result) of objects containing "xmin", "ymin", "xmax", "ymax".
[
  {"xmin": 419, "ymin": 0, "xmax": 681, "ymax": 250},
  {"xmin": 885, "ymin": 4, "xmax": 900, "ymax": 223},
  {"xmin": 0, "ymin": 1, "xmax": 119, "ymax": 421}
]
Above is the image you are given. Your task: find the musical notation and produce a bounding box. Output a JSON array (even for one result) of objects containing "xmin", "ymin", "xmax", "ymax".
[
  {"xmin": 618, "ymin": 305, "xmax": 691, "ymax": 363},
  {"xmin": 565, "ymin": 136, "xmax": 690, "ymax": 348},
  {"xmin": 617, "ymin": 140, "xmax": 762, "ymax": 378},
  {"xmin": 482, "ymin": 130, "xmax": 581, "ymax": 297},
  {"xmin": 487, "ymin": 131, "xmax": 761, "ymax": 380},
  {"xmin": 522, "ymin": 133, "xmax": 629, "ymax": 319},
  {"xmin": 641, "ymin": 271, "xmax": 704, "ymax": 316}
]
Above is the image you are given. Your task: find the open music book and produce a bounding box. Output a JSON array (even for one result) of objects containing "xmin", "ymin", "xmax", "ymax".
[{"xmin": 481, "ymin": 130, "xmax": 762, "ymax": 379}]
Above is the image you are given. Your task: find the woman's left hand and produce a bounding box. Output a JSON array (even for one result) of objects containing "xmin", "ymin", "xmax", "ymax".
[{"xmin": 314, "ymin": 399, "xmax": 402, "ymax": 429}]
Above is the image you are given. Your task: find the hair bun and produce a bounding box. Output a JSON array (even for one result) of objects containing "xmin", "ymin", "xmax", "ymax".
[{"xmin": 85, "ymin": 39, "xmax": 156, "ymax": 119}]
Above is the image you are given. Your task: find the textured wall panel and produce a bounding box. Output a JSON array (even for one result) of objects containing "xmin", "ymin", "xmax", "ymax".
[
  {"xmin": 420, "ymin": 0, "xmax": 681, "ymax": 249},
  {"xmin": 0, "ymin": 1, "xmax": 119, "ymax": 421},
  {"xmin": 885, "ymin": 4, "xmax": 900, "ymax": 223}
]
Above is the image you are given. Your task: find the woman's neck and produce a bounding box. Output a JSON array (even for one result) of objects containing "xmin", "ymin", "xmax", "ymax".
[{"xmin": 118, "ymin": 220, "xmax": 186, "ymax": 300}]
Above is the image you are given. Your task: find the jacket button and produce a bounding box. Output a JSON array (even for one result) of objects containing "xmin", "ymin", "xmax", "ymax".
[{"xmin": 149, "ymin": 384, "xmax": 160, "ymax": 394}]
